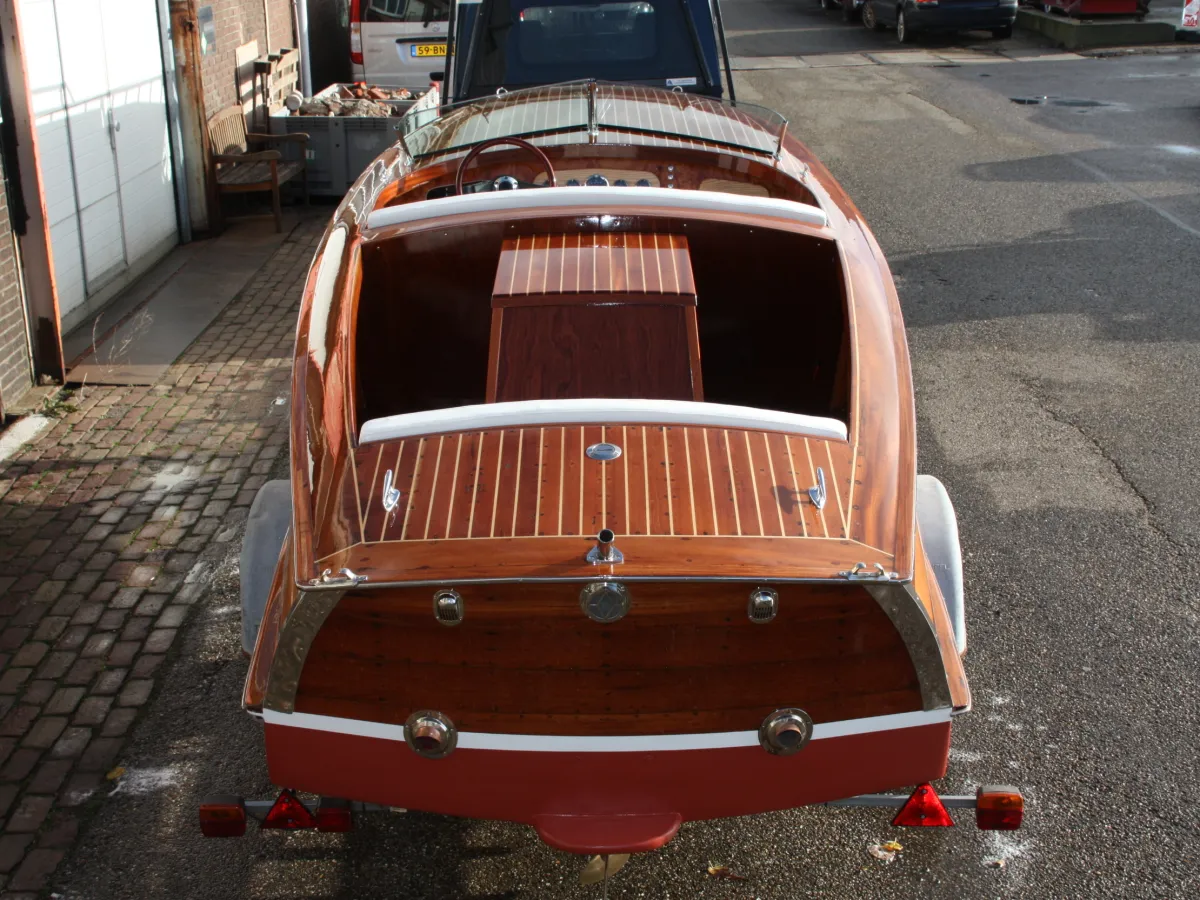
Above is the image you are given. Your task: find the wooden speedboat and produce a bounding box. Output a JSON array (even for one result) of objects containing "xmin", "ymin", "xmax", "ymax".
[{"xmin": 211, "ymin": 80, "xmax": 1024, "ymax": 854}]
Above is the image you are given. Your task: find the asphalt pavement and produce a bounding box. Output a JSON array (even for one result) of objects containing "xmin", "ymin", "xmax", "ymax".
[{"xmin": 52, "ymin": 7, "xmax": 1200, "ymax": 899}]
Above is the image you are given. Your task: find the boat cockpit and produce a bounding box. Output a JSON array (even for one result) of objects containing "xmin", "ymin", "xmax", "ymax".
[{"xmin": 342, "ymin": 84, "xmax": 849, "ymax": 445}]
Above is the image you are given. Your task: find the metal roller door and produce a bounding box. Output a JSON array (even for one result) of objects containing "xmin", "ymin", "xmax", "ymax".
[{"xmin": 20, "ymin": 0, "xmax": 178, "ymax": 331}]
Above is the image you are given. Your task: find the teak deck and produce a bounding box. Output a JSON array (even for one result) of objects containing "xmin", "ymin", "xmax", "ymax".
[{"xmin": 350, "ymin": 425, "xmax": 857, "ymax": 544}]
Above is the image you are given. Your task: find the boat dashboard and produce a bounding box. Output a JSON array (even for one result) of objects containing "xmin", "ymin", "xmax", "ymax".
[{"xmin": 376, "ymin": 142, "xmax": 818, "ymax": 211}]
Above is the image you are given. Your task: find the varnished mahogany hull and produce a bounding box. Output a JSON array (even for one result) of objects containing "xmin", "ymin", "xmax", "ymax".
[
  {"xmin": 264, "ymin": 721, "xmax": 951, "ymax": 851},
  {"xmin": 292, "ymin": 582, "xmax": 924, "ymax": 735}
]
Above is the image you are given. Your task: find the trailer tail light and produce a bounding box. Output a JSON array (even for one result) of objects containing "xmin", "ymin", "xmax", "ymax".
[
  {"xmin": 261, "ymin": 788, "xmax": 319, "ymax": 830},
  {"xmin": 199, "ymin": 795, "xmax": 247, "ymax": 837},
  {"xmin": 892, "ymin": 783, "xmax": 954, "ymax": 827},
  {"xmin": 316, "ymin": 797, "xmax": 354, "ymax": 832},
  {"xmin": 976, "ymin": 785, "xmax": 1024, "ymax": 830},
  {"xmin": 350, "ymin": 1, "xmax": 363, "ymax": 65}
]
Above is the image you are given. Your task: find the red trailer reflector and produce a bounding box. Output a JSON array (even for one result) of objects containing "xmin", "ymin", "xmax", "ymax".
[
  {"xmin": 316, "ymin": 797, "xmax": 354, "ymax": 832},
  {"xmin": 261, "ymin": 788, "xmax": 318, "ymax": 830},
  {"xmin": 976, "ymin": 785, "xmax": 1024, "ymax": 830},
  {"xmin": 892, "ymin": 783, "xmax": 954, "ymax": 827},
  {"xmin": 199, "ymin": 795, "xmax": 247, "ymax": 837}
]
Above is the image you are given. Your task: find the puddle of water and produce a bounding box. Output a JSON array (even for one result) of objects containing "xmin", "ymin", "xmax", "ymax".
[{"xmin": 1009, "ymin": 96, "xmax": 1111, "ymax": 108}]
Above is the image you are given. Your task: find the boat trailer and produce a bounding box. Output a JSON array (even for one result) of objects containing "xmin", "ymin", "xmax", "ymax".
[{"xmin": 200, "ymin": 782, "xmax": 1024, "ymax": 837}]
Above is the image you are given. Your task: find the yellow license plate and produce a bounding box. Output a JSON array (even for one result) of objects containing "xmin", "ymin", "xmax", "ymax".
[{"xmin": 411, "ymin": 43, "xmax": 446, "ymax": 58}]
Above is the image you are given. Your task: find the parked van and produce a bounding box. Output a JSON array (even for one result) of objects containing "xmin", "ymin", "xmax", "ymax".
[{"xmin": 350, "ymin": 0, "xmax": 451, "ymax": 88}]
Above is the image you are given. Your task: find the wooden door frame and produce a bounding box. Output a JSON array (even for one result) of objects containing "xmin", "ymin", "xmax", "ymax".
[{"xmin": 0, "ymin": 0, "xmax": 65, "ymax": 387}]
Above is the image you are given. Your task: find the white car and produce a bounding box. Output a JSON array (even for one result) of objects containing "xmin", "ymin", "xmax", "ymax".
[{"xmin": 350, "ymin": 0, "xmax": 450, "ymax": 89}]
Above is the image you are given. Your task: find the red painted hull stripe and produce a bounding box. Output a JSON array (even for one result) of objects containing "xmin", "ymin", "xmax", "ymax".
[{"xmin": 264, "ymin": 722, "xmax": 953, "ymax": 829}]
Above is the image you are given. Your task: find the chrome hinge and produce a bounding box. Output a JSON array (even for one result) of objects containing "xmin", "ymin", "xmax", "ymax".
[
  {"xmin": 308, "ymin": 568, "xmax": 368, "ymax": 588},
  {"xmin": 838, "ymin": 562, "xmax": 899, "ymax": 581}
]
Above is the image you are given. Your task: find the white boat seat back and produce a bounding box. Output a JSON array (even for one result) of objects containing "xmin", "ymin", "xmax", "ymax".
[
  {"xmin": 366, "ymin": 186, "xmax": 828, "ymax": 232},
  {"xmin": 360, "ymin": 398, "xmax": 848, "ymax": 444}
]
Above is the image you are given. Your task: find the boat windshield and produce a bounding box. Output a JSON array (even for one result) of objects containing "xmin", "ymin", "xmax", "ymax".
[{"xmin": 405, "ymin": 82, "xmax": 788, "ymax": 159}]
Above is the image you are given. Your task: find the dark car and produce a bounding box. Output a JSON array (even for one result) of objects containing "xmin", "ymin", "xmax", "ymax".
[
  {"xmin": 826, "ymin": 0, "xmax": 867, "ymax": 21},
  {"xmin": 861, "ymin": 0, "xmax": 1018, "ymax": 42}
]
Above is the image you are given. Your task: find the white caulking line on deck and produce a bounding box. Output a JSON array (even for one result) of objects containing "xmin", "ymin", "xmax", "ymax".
[
  {"xmin": 636, "ymin": 233, "xmax": 645, "ymax": 292},
  {"xmin": 663, "ymin": 426, "xmax": 674, "ymax": 535},
  {"xmin": 365, "ymin": 444, "xmax": 386, "ymax": 524},
  {"xmin": 744, "ymin": 430, "xmax": 765, "ymax": 536},
  {"xmin": 541, "ymin": 234, "xmax": 551, "ymax": 294},
  {"xmin": 511, "ymin": 430, "xmax": 524, "ymax": 537},
  {"xmin": 723, "ymin": 430, "xmax": 743, "ymax": 536},
  {"xmin": 467, "ymin": 432, "xmax": 485, "ymax": 539},
  {"xmin": 380, "ymin": 440, "xmax": 404, "ymax": 537},
  {"xmin": 668, "ymin": 234, "xmax": 680, "ymax": 293},
  {"xmin": 506, "ymin": 236, "xmax": 519, "ymax": 295},
  {"xmin": 785, "ymin": 436, "xmax": 807, "ymax": 539},
  {"xmin": 804, "ymin": 438, "xmax": 829, "ymax": 538},
  {"xmin": 489, "ymin": 430, "xmax": 505, "ymax": 538},
  {"xmin": 622, "ymin": 425, "xmax": 631, "ymax": 536},
  {"xmin": 703, "ymin": 428, "xmax": 720, "ymax": 536},
  {"xmin": 398, "ymin": 437, "xmax": 423, "ymax": 542},
  {"xmin": 423, "ymin": 435, "xmax": 446, "ymax": 541},
  {"xmin": 444, "ymin": 434, "xmax": 464, "ymax": 538},
  {"xmin": 653, "ymin": 233, "xmax": 663, "ymax": 290},
  {"xmin": 764, "ymin": 432, "xmax": 786, "ymax": 537},
  {"xmin": 825, "ymin": 441, "xmax": 846, "ymax": 538},
  {"xmin": 684, "ymin": 428, "xmax": 698, "ymax": 535},
  {"xmin": 523, "ymin": 234, "xmax": 537, "ymax": 294},
  {"xmin": 535, "ymin": 427, "xmax": 545, "ymax": 535},
  {"xmin": 642, "ymin": 426, "xmax": 651, "ymax": 534},
  {"xmin": 558, "ymin": 426, "xmax": 566, "ymax": 536}
]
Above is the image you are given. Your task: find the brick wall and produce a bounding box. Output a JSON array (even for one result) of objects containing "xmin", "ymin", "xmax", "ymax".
[
  {"xmin": 199, "ymin": 0, "xmax": 296, "ymax": 120},
  {"xmin": 0, "ymin": 152, "xmax": 33, "ymax": 414}
]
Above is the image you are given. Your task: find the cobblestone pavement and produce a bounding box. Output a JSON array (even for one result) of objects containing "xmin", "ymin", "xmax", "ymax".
[{"xmin": 0, "ymin": 212, "xmax": 326, "ymax": 897}]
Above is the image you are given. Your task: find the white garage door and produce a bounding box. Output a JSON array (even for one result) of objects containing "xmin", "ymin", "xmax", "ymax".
[{"xmin": 20, "ymin": 0, "xmax": 178, "ymax": 330}]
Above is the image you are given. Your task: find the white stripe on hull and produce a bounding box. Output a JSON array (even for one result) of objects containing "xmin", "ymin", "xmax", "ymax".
[{"xmin": 262, "ymin": 708, "xmax": 951, "ymax": 752}]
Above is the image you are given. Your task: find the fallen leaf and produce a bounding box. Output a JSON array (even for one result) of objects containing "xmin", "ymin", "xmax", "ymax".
[
  {"xmin": 986, "ymin": 858, "xmax": 1007, "ymax": 869},
  {"xmin": 580, "ymin": 854, "xmax": 630, "ymax": 885},
  {"xmin": 106, "ymin": 766, "xmax": 125, "ymax": 781},
  {"xmin": 706, "ymin": 863, "xmax": 748, "ymax": 881},
  {"xmin": 867, "ymin": 843, "xmax": 897, "ymax": 863},
  {"xmin": 881, "ymin": 840, "xmax": 904, "ymax": 853}
]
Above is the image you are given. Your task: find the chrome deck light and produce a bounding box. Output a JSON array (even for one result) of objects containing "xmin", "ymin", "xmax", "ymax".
[
  {"xmin": 759, "ymin": 708, "xmax": 814, "ymax": 756},
  {"xmin": 404, "ymin": 711, "xmax": 457, "ymax": 759}
]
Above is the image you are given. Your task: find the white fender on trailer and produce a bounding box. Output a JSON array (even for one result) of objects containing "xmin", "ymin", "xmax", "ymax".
[
  {"xmin": 240, "ymin": 481, "xmax": 292, "ymax": 655},
  {"xmin": 915, "ymin": 474, "xmax": 966, "ymax": 656}
]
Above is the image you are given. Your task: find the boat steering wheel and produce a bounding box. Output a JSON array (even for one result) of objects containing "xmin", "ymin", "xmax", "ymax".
[{"xmin": 454, "ymin": 137, "xmax": 557, "ymax": 195}]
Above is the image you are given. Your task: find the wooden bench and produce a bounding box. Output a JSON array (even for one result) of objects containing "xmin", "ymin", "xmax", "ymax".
[{"xmin": 208, "ymin": 106, "xmax": 308, "ymax": 232}]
